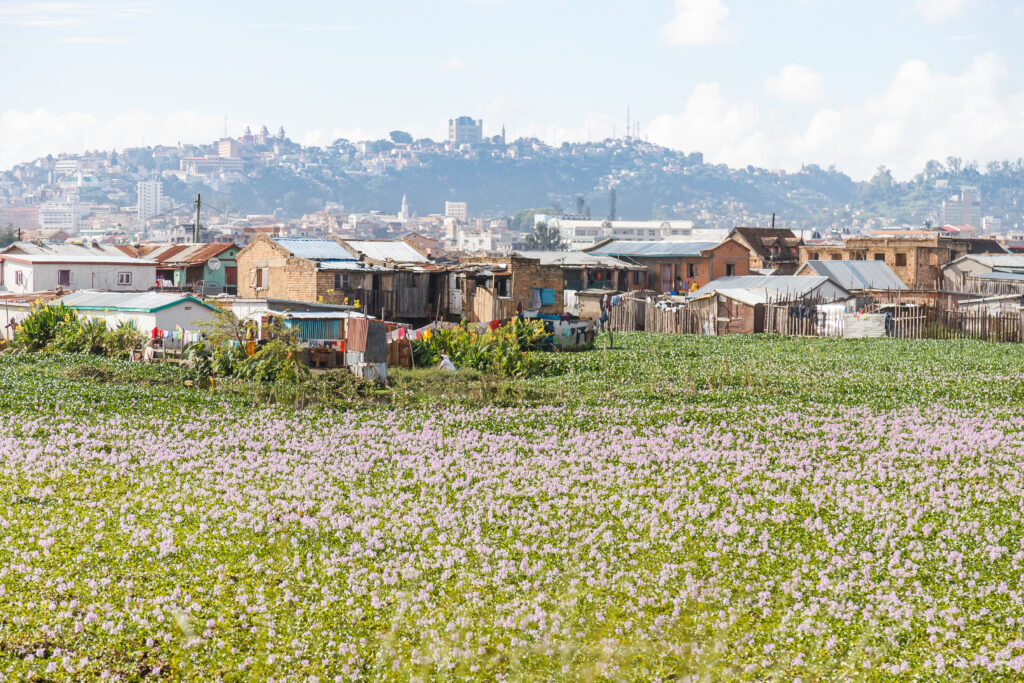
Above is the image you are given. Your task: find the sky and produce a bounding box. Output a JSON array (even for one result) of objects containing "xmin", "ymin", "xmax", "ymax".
[{"xmin": 1, "ymin": 0, "xmax": 1024, "ymax": 179}]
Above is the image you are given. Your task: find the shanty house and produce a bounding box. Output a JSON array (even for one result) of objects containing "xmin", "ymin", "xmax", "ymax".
[
  {"xmin": 337, "ymin": 239, "xmax": 437, "ymax": 321},
  {"xmin": 118, "ymin": 243, "xmax": 240, "ymax": 295},
  {"xmin": 235, "ymin": 236, "xmax": 437, "ymax": 323},
  {"xmin": 229, "ymin": 298, "xmax": 360, "ymax": 345},
  {"xmin": 795, "ymin": 260, "xmax": 907, "ymax": 293},
  {"xmin": 727, "ymin": 227, "xmax": 803, "ymax": 274},
  {"xmin": 942, "ymin": 254, "xmax": 1024, "ymax": 293},
  {"xmin": 457, "ymin": 251, "xmax": 643, "ymax": 322},
  {"xmin": 57, "ymin": 291, "xmax": 222, "ymax": 332},
  {"xmin": 587, "ymin": 238, "xmax": 751, "ymax": 292},
  {"xmin": 0, "ymin": 241, "xmax": 156, "ymax": 294},
  {"xmin": 690, "ymin": 275, "xmax": 851, "ymax": 302}
]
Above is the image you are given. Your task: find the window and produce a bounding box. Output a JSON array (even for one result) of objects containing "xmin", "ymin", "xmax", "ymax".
[
  {"xmin": 894, "ymin": 252, "xmax": 907, "ymax": 266},
  {"xmin": 873, "ymin": 253, "xmax": 886, "ymax": 262},
  {"xmin": 58, "ymin": 270, "xmax": 71, "ymax": 287},
  {"xmin": 14, "ymin": 271, "xmax": 24, "ymax": 286},
  {"xmin": 117, "ymin": 272, "xmax": 132, "ymax": 286},
  {"xmin": 633, "ymin": 270, "xmax": 643, "ymax": 285},
  {"xmin": 334, "ymin": 273, "xmax": 349, "ymax": 290},
  {"xmin": 831, "ymin": 254, "xmax": 843, "ymax": 260},
  {"xmin": 253, "ymin": 267, "xmax": 269, "ymax": 289},
  {"xmin": 726, "ymin": 263, "xmax": 736, "ymax": 276},
  {"xmin": 687, "ymin": 263, "xmax": 698, "ymax": 278},
  {"xmin": 808, "ymin": 252, "xmax": 819, "ymax": 261}
]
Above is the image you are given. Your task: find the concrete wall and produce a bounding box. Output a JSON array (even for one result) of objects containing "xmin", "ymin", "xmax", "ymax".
[
  {"xmin": 74, "ymin": 301, "xmax": 222, "ymax": 333},
  {"xmin": 0, "ymin": 259, "xmax": 156, "ymax": 294}
]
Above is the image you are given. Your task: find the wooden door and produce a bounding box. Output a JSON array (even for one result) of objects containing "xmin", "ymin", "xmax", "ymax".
[{"xmin": 661, "ymin": 264, "xmax": 673, "ymax": 292}]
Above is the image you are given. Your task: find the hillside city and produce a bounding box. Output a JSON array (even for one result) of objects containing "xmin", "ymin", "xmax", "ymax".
[{"xmin": 3, "ymin": 115, "xmax": 1024, "ymax": 254}]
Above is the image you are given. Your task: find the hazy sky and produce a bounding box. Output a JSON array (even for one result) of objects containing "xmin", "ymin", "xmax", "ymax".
[{"xmin": 2, "ymin": 0, "xmax": 1023, "ymax": 179}]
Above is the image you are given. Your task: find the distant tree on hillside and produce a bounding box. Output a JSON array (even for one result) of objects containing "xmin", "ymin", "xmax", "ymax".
[
  {"xmin": 511, "ymin": 207, "xmax": 554, "ymax": 233},
  {"xmin": 524, "ymin": 222, "xmax": 565, "ymax": 251},
  {"xmin": 0, "ymin": 226, "xmax": 16, "ymax": 248},
  {"xmin": 389, "ymin": 130, "xmax": 413, "ymax": 144}
]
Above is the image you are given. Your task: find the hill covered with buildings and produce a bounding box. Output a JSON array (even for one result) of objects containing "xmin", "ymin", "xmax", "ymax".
[{"xmin": 3, "ymin": 120, "xmax": 1024, "ymax": 238}]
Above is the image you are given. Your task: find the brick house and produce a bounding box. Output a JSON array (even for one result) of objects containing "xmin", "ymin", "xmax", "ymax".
[
  {"xmin": 235, "ymin": 236, "xmax": 436, "ymax": 322},
  {"xmin": 728, "ymin": 227, "xmax": 803, "ymax": 274},
  {"xmin": 799, "ymin": 233, "xmax": 1007, "ymax": 289},
  {"xmin": 587, "ymin": 238, "xmax": 751, "ymax": 292}
]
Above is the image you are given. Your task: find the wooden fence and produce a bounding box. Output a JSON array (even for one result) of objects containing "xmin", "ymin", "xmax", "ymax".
[
  {"xmin": 605, "ymin": 291, "xmax": 1024, "ymax": 344},
  {"xmin": 961, "ymin": 276, "xmax": 1024, "ymax": 298},
  {"xmin": 763, "ymin": 296, "xmax": 824, "ymax": 336}
]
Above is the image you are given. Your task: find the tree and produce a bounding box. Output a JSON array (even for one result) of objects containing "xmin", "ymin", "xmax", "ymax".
[
  {"xmin": 523, "ymin": 222, "xmax": 565, "ymax": 251},
  {"xmin": 575, "ymin": 195, "xmax": 585, "ymax": 215},
  {"xmin": 0, "ymin": 225, "xmax": 15, "ymax": 248},
  {"xmin": 389, "ymin": 130, "xmax": 413, "ymax": 144},
  {"xmin": 510, "ymin": 207, "xmax": 554, "ymax": 233}
]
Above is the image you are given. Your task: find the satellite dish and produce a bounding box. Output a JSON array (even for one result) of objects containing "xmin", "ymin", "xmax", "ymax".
[{"xmin": 207, "ymin": 257, "xmax": 221, "ymax": 271}]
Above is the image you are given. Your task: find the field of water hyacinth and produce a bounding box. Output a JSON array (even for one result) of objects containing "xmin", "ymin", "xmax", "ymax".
[{"xmin": 3, "ymin": 333, "xmax": 1024, "ymax": 680}]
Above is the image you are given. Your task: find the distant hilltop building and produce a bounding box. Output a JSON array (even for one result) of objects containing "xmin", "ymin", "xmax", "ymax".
[
  {"xmin": 942, "ymin": 187, "xmax": 982, "ymax": 229},
  {"xmin": 137, "ymin": 180, "xmax": 163, "ymax": 223},
  {"xmin": 448, "ymin": 116, "xmax": 483, "ymax": 147},
  {"xmin": 445, "ymin": 201, "xmax": 468, "ymax": 222},
  {"xmin": 543, "ymin": 216, "xmax": 715, "ymax": 250}
]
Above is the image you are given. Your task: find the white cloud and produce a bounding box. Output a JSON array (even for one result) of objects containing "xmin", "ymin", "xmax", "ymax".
[
  {"xmin": 0, "ymin": 2, "xmax": 150, "ymax": 26},
  {"xmin": 660, "ymin": 0, "xmax": 731, "ymax": 46},
  {"xmin": 0, "ymin": 109, "xmax": 223, "ymax": 167},
  {"xmin": 763, "ymin": 64, "xmax": 824, "ymax": 104},
  {"xmin": 248, "ymin": 23, "xmax": 357, "ymax": 32},
  {"xmin": 442, "ymin": 57, "xmax": 464, "ymax": 70},
  {"xmin": 647, "ymin": 53, "xmax": 1024, "ymax": 180},
  {"xmin": 57, "ymin": 36, "xmax": 131, "ymax": 43},
  {"xmin": 916, "ymin": 0, "xmax": 970, "ymax": 23}
]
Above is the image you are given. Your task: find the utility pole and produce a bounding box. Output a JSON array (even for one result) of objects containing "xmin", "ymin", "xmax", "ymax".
[{"xmin": 193, "ymin": 194, "xmax": 201, "ymax": 243}]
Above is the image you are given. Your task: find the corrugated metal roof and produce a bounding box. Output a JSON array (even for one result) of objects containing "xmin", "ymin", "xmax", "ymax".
[
  {"xmin": 58, "ymin": 291, "xmax": 217, "ymax": 313},
  {"xmin": 269, "ymin": 310, "xmax": 369, "ymax": 320},
  {"xmin": 316, "ymin": 260, "xmax": 390, "ymax": 272},
  {"xmin": 2, "ymin": 254, "xmax": 155, "ymax": 265},
  {"xmin": 344, "ymin": 240, "xmax": 430, "ymax": 263},
  {"xmin": 276, "ymin": 239, "xmax": 356, "ymax": 261},
  {"xmin": 514, "ymin": 251, "xmax": 639, "ymax": 268},
  {"xmin": 690, "ymin": 275, "xmax": 844, "ymax": 299},
  {"xmin": 589, "ymin": 241, "xmax": 720, "ymax": 257},
  {"xmin": 979, "ymin": 271, "xmax": 1024, "ymax": 281},
  {"xmin": 800, "ymin": 260, "xmax": 907, "ymax": 290},
  {"xmin": 136, "ymin": 243, "xmax": 236, "ymax": 266},
  {"xmin": 965, "ymin": 254, "xmax": 1024, "ymax": 269}
]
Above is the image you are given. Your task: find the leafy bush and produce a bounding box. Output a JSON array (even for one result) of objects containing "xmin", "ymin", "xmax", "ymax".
[
  {"xmin": 12, "ymin": 302, "xmax": 79, "ymax": 351},
  {"xmin": 51, "ymin": 317, "xmax": 108, "ymax": 354},
  {"xmin": 236, "ymin": 338, "xmax": 308, "ymax": 383},
  {"xmin": 101, "ymin": 321, "xmax": 145, "ymax": 358},
  {"xmin": 412, "ymin": 319, "xmax": 548, "ymax": 377}
]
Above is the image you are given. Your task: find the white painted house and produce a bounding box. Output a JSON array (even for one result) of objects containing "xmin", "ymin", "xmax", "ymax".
[
  {"xmin": 0, "ymin": 242, "xmax": 156, "ymax": 294},
  {"xmin": 57, "ymin": 291, "xmax": 223, "ymax": 333}
]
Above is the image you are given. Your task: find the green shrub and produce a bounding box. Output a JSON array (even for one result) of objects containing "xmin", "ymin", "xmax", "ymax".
[
  {"xmin": 12, "ymin": 303, "xmax": 78, "ymax": 351},
  {"xmin": 101, "ymin": 321, "xmax": 144, "ymax": 358},
  {"xmin": 236, "ymin": 338, "xmax": 308, "ymax": 383},
  {"xmin": 411, "ymin": 319, "xmax": 548, "ymax": 378}
]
